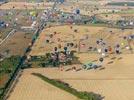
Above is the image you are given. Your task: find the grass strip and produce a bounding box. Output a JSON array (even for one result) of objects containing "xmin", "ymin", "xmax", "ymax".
[{"xmin": 32, "ymin": 73, "xmax": 102, "ymax": 100}]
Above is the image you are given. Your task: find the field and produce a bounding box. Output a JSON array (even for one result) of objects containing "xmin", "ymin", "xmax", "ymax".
[
  {"xmin": 7, "ymin": 69, "xmax": 78, "ymax": 100},
  {"xmin": 1, "ymin": 0, "xmax": 134, "ymax": 100},
  {"xmin": 7, "ymin": 53, "xmax": 134, "ymax": 100},
  {"xmin": 0, "ymin": 2, "xmax": 52, "ymax": 98},
  {"xmin": 108, "ymin": 2, "xmax": 134, "ymax": 7},
  {"xmin": 30, "ymin": 25, "xmax": 134, "ymax": 56},
  {"xmin": 0, "ymin": 2, "xmax": 53, "ymax": 9},
  {"xmin": 7, "ymin": 24, "xmax": 134, "ymax": 100},
  {"xmin": 0, "ymin": 8, "xmax": 46, "ymax": 55},
  {"xmin": 0, "ymin": 56, "xmax": 20, "ymax": 94},
  {"xmin": 0, "ymin": 31, "xmax": 34, "ymax": 56}
]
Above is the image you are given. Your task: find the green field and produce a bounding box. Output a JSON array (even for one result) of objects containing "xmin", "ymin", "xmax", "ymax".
[
  {"xmin": 108, "ymin": 2, "xmax": 134, "ymax": 6},
  {"xmin": 0, "ymin": 56, "xmax": 20, "ymax": 96}
]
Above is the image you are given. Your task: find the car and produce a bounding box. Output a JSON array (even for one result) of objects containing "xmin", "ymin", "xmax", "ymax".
[{"xmin": 0, "ymin": 21, "xmax": 6, "ymax": 28}]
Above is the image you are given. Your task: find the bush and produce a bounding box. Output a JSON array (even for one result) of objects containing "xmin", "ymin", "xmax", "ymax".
[{"xmin": 0, "ymin": 56, "xmax": 20, "ymax": 73}]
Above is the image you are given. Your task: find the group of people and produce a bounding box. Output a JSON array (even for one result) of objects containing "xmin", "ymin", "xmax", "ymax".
[
  {"xmin": 96, "ymin": 38, "xmax": 121, "ymax": 57},
  {"xmin": 47, "ymin": 46, "xmax": 73, "ymax": 68}
]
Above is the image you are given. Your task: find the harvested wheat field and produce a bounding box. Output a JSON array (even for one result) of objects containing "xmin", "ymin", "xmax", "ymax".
[
  {"xmin": 0, "ymin": 2, "xmax": 53, "ymax": 9},
  {"xmin": 30, "ymin": 25, "xmax": 134, "ymax": 56},
  {"xmin": 8, "ymin": 53, "xmax": 134, "ymax": 100},
  {"xmin": 7, "ymin": 69, "xmax": 78, "ymax": 100}
]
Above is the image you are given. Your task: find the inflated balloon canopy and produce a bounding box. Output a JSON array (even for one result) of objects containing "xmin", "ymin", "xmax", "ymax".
[{"xmin": 30, "ymin": 11, "xmax": 37, "ymax": 17}]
